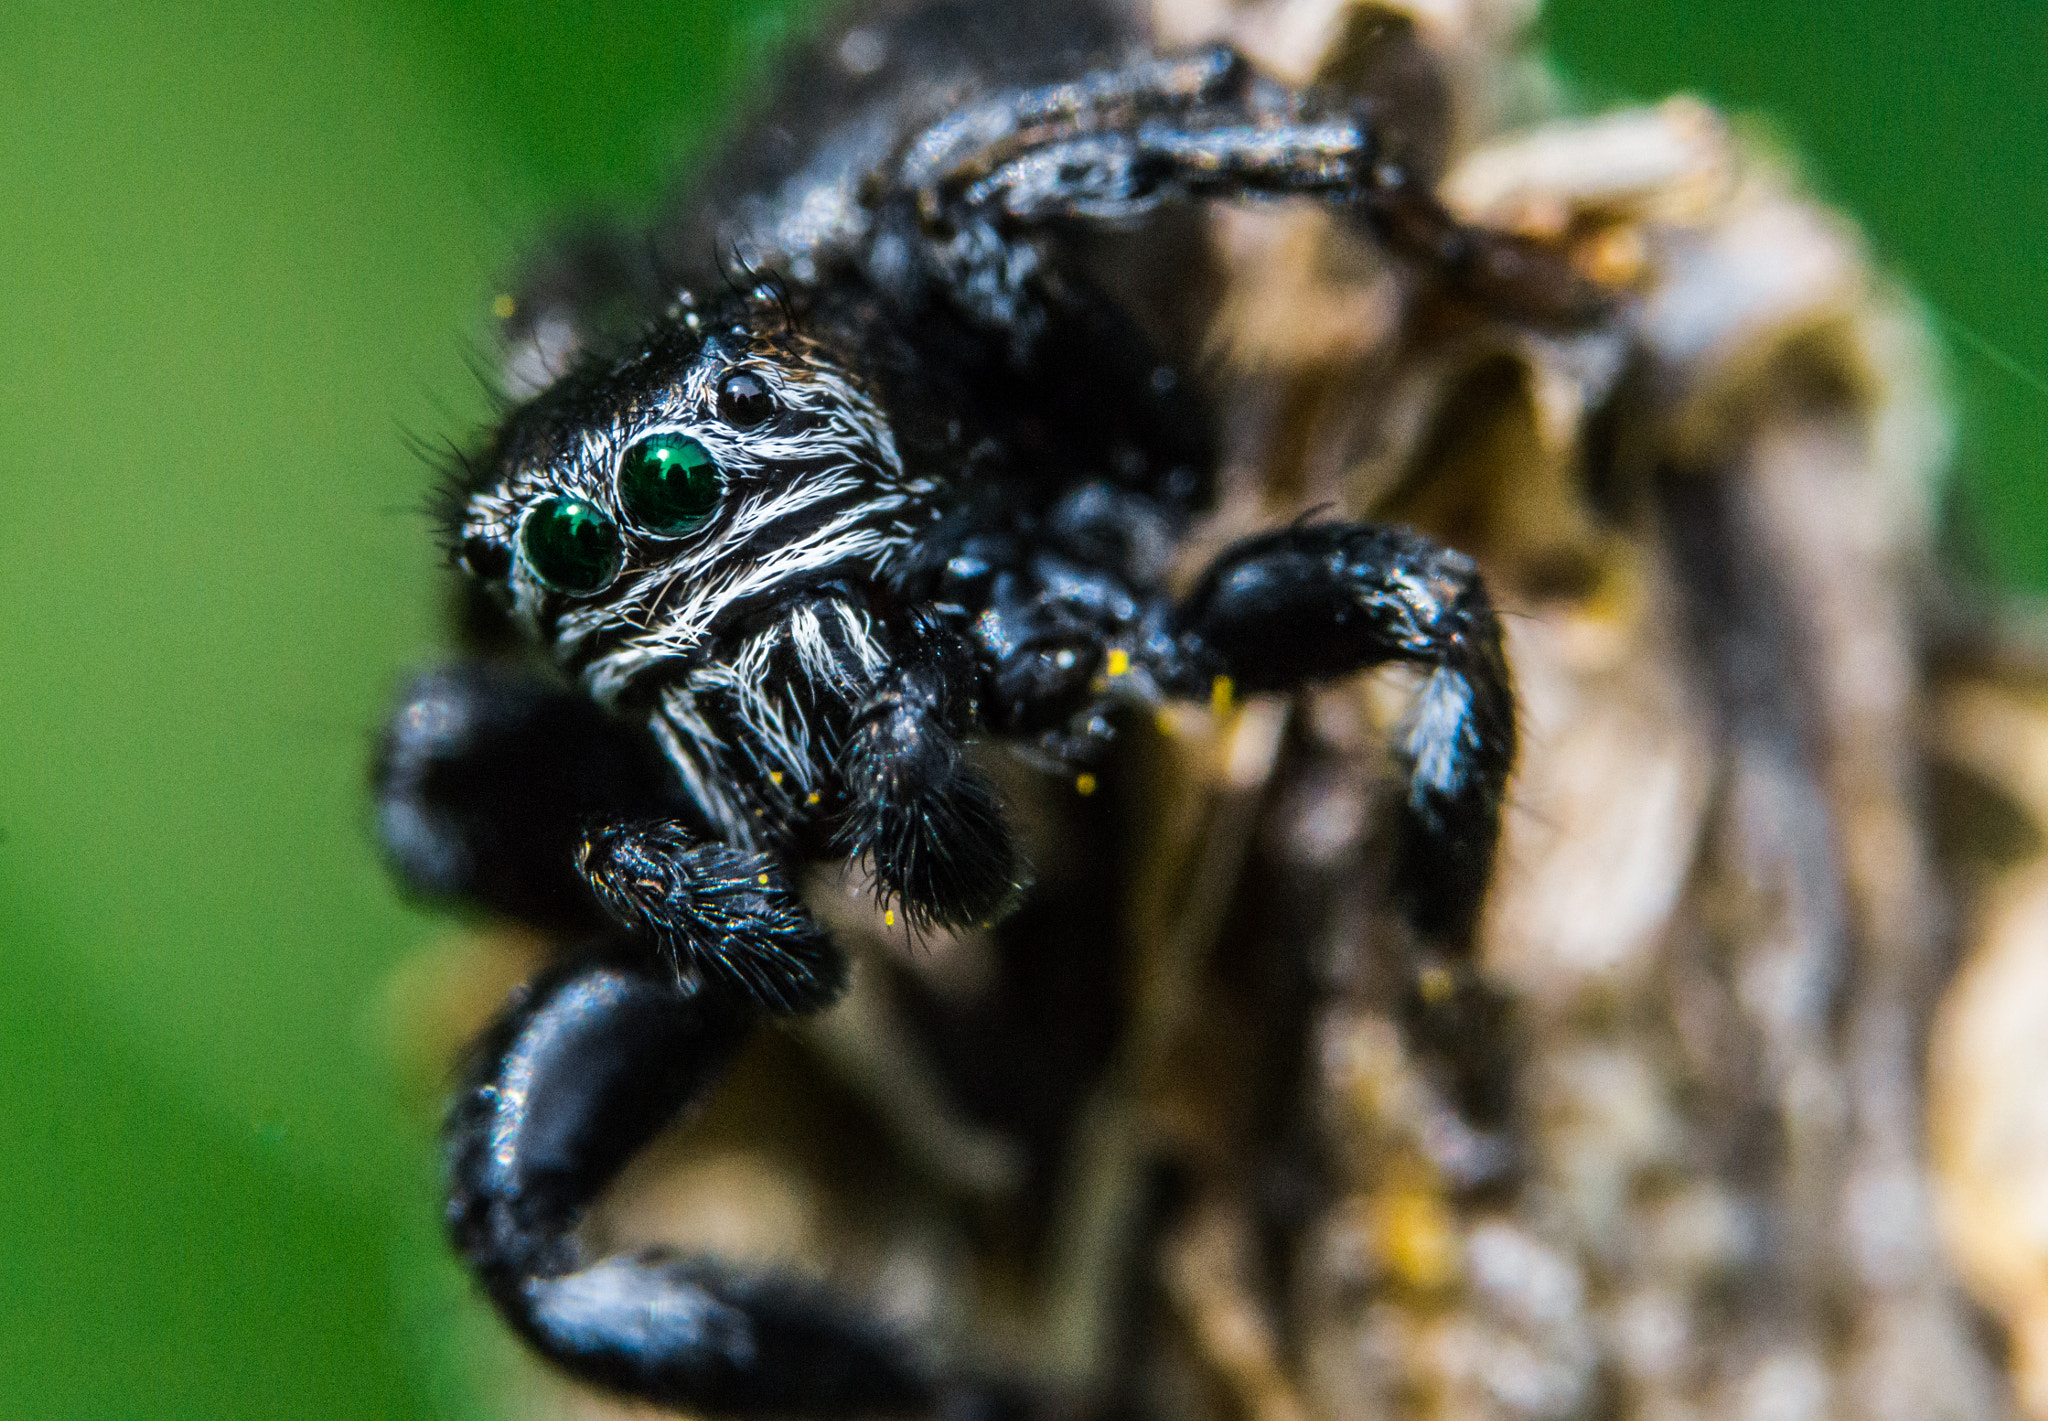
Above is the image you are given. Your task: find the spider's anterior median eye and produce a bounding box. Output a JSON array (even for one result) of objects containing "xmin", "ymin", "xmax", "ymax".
[
  {"xmin": 617, "ymin": 433, "xmax": 722, "ymax": 535},
  {"xmin": 519, "ymin": 496, "xmax": 623, "ymax": 594}
]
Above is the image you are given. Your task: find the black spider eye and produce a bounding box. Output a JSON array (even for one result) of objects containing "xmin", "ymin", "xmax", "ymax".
[
  {"xmin": 519, "ymin": 495, "xmax": 623, "ymax": 594},
  {"xmin": 618, "ymin": 433, "xmax": 723, "ymax": 535},
  {"xmin": 716, "ymin": 371, "xmax": 773, "ymax": 427},
  {"xmin": 458, "ymin": 533, "xmax": 511, "ymax": 581}
]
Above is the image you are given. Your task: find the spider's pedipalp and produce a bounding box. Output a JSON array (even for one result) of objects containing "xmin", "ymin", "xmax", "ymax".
[
  {"xmin": 834, "ymin": 624, "xmax": 1028, "ymax": 930},
  {"xmin": 576, "ymin": 824, "xmax": 845, "ymax": 1013}
]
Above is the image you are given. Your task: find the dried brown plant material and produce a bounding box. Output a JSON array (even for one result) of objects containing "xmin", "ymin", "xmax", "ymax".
[
  {"xmin": 1122, "ymin": 0, "xmax": 2004, "ymax": 1417},
  {"xmin": 1930, "ymin": 681, "xmax": 2048, "ymax": 1420}
]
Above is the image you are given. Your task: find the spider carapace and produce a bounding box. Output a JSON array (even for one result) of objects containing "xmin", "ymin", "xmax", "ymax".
[{"xmin": 376, "ymin": 0, "xmax": 1597, "ymax": 1413}]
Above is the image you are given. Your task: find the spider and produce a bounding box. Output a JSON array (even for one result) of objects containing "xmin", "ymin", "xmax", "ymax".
[{"xmin": 375, "ymin": 2, "xmax": 1601, "ymax": 1414}]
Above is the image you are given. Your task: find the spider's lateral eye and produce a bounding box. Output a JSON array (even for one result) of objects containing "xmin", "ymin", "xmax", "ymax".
[
  {"xmin": 618, "ymin": 433, "xmax": 722, "ymax": 535},
  {"xmin": 519, "ymin": 496, "xmax": 623, "ymax": 594},
  {"xmin": 458, "ymin": 533, "xmax": 511, "ymax": 581},
  {"xmin": 716, "ymin": 371, "xmax": 774, "ymax": 427}
]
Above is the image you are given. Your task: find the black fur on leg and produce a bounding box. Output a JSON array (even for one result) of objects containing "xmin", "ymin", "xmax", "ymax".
[
  {"xmin": 835, "ymin": 619, "xmax": 1026, "ymax": 931},
  {"xmin": 576, "ymin": 825, "xmax": 845, "ymax": 1013},
  {"xmin": 450, "ymin": 965, "xmax": 934, "ymax": 1416},
  {"xmin": 373, "ymin": 664, "xmax": 682, "ymax": 928},
  {"xmin": 1169, "ymin": 522, "xmax": 1515, "ymax": 946}
]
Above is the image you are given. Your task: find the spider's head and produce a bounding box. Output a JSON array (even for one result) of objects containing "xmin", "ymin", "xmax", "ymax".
[{"xmin": 444, "ymin": 314, "xmax": 930, "ymax": 706}]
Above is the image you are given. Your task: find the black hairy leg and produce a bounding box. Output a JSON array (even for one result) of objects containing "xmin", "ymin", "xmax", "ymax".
[
  {"xmin": 374, "ymin": 665, "xmax": 684, "ymax": 929},
  {"xmin": 898, "ymin": 43, "xmax": 1606, "ymax": 327},
  {"xmin": 834, "ymin": 615, "xmax": 1025, "ymax": 931},
  {"xmin": 576, "ymin": 825, "xmax": 845, "ymax": 1012},
  {"xmin": 913, "ymin": 496, "xmax": 1514, "ymax": 945},
  {"xmin": 1167, "ymin": 523, "xmax": 1516, "ymax": 946},
  {"xmin": 448, "ymin": 963, "xmax": 932, "ymax": 1417}
]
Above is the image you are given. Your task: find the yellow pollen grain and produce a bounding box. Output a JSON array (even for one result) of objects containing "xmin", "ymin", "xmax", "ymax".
[
  {"xmin": 490, "ymin": 293, "xmax": 516, "ymax": 320},
  {"xmin": 1576, "ymin": 223, "xmax": 1649, "ymax": 287},
  {"xmin": 806, "ymin": 792, "xmax": 821, "ymax": 805},
  {"xmin": 1211, "ymin": 674, "xmax": 1235, "ymax": 716},
  {"xmin": 1075, "ymin": 772, "xmax": 1098, "ymax": 797},
  {"xmin": 1105, "ymin": 648, "xmax": 1130, "ymax": 677},
  {"xmin": 1373, "ymin": 1188, "xmax": 1459, "ymax": 1291},
  {"xmin": 885, "ymin": 909, "xmax": 897, "ymax": 927},
  {"xmin": 757, "ymin": 874, "xmax": 769, "ymax": 886},
  {"xmin": 769, "ymin": 770, "xmax": 783, "ymax": 785}
]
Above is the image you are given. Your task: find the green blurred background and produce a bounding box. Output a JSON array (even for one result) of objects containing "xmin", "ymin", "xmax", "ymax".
[{"xmin": 0, "ymin": 2, "xmax": 2039, "ymax": 1416}]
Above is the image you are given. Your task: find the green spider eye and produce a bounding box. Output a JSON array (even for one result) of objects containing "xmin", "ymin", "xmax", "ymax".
[
  {"xmin": 519, "ymin": 496, "xmax": 623, "ymax": 595},
  {"xmin": 617, "ymin": 433, "xmax": 723, "ymax": 535}
]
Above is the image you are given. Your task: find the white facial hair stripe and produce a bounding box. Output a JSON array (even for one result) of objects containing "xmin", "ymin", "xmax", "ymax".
[
  {"xmin": 649, "ymin": 696, "xmax": 754, "ymax": 846},
  {"xmin": 582, "ymin": 500, "xmax": 917, "ymax": 696}
]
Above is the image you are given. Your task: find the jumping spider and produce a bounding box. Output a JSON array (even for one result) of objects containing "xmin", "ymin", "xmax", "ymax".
[{"xmin": 376, "ymin": 1, "xmax": 1599, "ymax": 1413}]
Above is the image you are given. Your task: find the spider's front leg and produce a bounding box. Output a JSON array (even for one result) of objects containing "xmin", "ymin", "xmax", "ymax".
[
  {"xmin": 448, "ymin": 961, "xmax": 933, "ymax": 1417},
  {"xmin": 1165, "ymin": 523, "xmax": 1516, "ymax": 948},
  {"xmin": 375, "ymin": 663, "xmax": 844, "ymax": 1010},
  {"xmin": 375, "ymin": 663, "xmax": 682, "ymax": 930},
  {"xmin": 381, "ymin": 671, "xmax": 928, "ymax": 1410}
]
